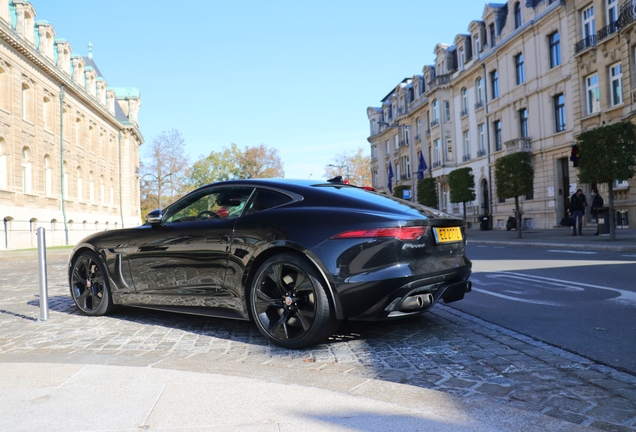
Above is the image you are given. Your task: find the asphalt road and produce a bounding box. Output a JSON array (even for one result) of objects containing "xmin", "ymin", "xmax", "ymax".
[{"xmin": 451, "ymin": 244, "xmax": 636, "ymax": 374}]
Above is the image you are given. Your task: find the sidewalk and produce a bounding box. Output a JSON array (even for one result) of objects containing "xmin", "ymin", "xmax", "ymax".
[
  {"xmin": 0, "ymin": 237, "xmax": 634, "ymax": 431},
  {"xmin": 466, "ymin": 225, "xmax": 636, "ymax": 252}
]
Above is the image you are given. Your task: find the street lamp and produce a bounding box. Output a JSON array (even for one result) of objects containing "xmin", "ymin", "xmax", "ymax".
[
  {"xmin": 328, "ymin": 163, "xmax": 350, "ymax": 182},
  {"xmin": 379, "ymin": 122, "xmax": 416, "ymax": 202}
]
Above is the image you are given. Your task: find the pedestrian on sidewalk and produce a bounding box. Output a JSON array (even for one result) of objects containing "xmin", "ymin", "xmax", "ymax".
[
  {"xmin": 569, "ymin": 188, "xmax": 587, "ymax": 236},
  {"xmin": 591, "ymin": 188, "xmax": 604, "ymax": 236}
]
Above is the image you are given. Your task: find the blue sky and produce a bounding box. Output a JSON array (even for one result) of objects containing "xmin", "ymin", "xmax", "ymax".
[{"xmin": 33, "ymin": 1, "xmax": 486, "ymax": 180}]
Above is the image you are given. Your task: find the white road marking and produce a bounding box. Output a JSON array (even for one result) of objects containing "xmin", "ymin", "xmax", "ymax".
[
  {"xmin": 471, "ymin": 286, "xmax": 560, "ymax": 306},
  {"xmin": 546, "ymin": 250, "xmax": 597, "ymax": 255},
  {"xmin": 622, "ymin": 254, "xmax": 636, "ymax": 258}
]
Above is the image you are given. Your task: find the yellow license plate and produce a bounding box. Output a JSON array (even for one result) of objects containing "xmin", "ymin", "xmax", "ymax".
[{"xmin": 433, "ymin": 227, "xmax": 463, "ymax": 243}]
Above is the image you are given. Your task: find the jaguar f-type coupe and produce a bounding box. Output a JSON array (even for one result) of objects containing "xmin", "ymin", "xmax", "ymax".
[{"xmin": 68, "ymin": 178, "xmax": 472, "ymax": 348}]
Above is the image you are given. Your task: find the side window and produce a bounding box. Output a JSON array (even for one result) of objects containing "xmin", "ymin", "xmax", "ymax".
[
  {"xmin": 164, "ymin": 187, "xmax": 254, "ymax": 224},
  {"xmin": 246, "ymin": 189, "xmax": 293, "ymax": 214}
]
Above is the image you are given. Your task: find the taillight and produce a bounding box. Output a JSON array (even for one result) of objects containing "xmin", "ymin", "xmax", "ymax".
[{"xmin": 331, "ymin": 226, "xmax": 427, "ymax": 241}]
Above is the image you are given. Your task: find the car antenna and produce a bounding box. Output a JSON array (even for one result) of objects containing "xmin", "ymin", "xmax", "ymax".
[{"xmin": 327, "ymin": 176, "xmax": 343, "ymax": 183}]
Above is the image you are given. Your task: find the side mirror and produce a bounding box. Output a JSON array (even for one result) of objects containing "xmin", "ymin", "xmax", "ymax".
[{"xmin": 145, "ymin": 209, "xmax": 163, "ymax": 226}]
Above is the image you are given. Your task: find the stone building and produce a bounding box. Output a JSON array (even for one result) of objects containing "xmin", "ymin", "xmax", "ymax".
[
  {"xmin": 0, "ymin": 1, "xmax": 143, "ymax": 249},
  {"xmin": 368, "ymin": 0, "xmax": 635, "ymax": 230}
]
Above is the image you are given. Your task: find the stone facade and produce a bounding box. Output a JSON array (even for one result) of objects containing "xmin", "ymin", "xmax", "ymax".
[
  {"xmin": 0, "ymin": 1, "xmax": 143, "ymax": 249},
  {"xmin": 368, "ymin": 0, "xmax": 635, "ymax": 230}
]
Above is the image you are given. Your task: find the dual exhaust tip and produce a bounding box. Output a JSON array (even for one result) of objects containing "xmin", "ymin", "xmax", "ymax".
[{"xmin": 399, "ymin": 281, "xmax": 472, "ymax": 312}]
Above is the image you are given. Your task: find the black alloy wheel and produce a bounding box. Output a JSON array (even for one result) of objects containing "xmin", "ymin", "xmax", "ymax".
[
  {"xmin": 70, "ymin": 251, "xmax": 114, "ymax": 316},
  {"xmin": 250, "ymin": 253, "xmax": 337, "ymax": 349}
]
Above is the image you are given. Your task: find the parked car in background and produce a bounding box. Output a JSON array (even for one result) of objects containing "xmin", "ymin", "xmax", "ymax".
[{"xmin": 68, "ymin": 177, "xmax": 472, "ymax": 348}]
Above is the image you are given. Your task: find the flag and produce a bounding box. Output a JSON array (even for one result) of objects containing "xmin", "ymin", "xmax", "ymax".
[
  {"xmin": 388, "ymin": 162, "xmax": 394, "ymax": 194},
  {"xmin": 417, "ymin": 152, "xmax": 427, "ymax": 180}
]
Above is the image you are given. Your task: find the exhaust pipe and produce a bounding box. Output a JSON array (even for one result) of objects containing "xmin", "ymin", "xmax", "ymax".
[{"xmin": 400, "ymin": 293, "xmax": 434, "ymax": 311}]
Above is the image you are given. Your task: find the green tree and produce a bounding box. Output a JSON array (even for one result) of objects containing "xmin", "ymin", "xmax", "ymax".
[
  {"xmin": 494, "ymin": 152, "xmax": 534, "ymax": 238},
  {"xmin": 324, "ymin": 147, "xmax": 371, "ymax": 185},
  {"xmin": 188, "ymin": 143, "xmax": 284, "ymax": 188},
  {"xmin": 418, "ymin": 177, "xmax": 438, "ymax": 208},
  {"xmin": 448, "ymin": 167, "xmax": 476, "ymax": 221},
  {"xmin": 576, "ymin": 122, "xmax": 636, "ymax": 240}
]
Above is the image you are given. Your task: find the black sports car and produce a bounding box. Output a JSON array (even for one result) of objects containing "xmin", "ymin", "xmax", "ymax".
[{"xmin": 68, "ymin": 178, "xmax": 472, "ymax": 348}]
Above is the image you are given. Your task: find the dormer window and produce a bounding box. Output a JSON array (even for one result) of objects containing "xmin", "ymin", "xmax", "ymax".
[
  {"xmin": 489, "ymin": 23, "xmax": 496, "ymax": 47},
  {"xmin": 514, "ymin": 2, "xmax": 522, "ymax": 29},
  {"xmin": 474, "ymin": 34, "xmax": 480, "ymax": 55}
]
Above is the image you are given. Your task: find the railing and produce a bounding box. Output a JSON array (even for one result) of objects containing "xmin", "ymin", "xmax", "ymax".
[
  {"xmin": 574, "ymin": 35, "xmax": 596, "ymax": 53},
  {"xmin": 460, "ymin": 109, "xmax": 468, "ymax": 117},
  {"xmin": 462, "ymin": 154, "xmax": 471, "ymax": 162},
  {"xmin": 415, "ymin": 134, "xmax": 421, "ymax": 141},
  {"xmin": 426, "ymin": 129, "xmax": 431, "ymax": 136},
  {"xmin": 432, "ymin": 161, "xmax": 443, "ymax": 168},
  {"xmin": 477, "ymin": 149, "xmax": 487, "ymax": 157},
  {"xmin": 474, "ymin": 101, "xmax": 484, "ymax": 110},
  {"xmin": 430, "ymin": 119, "xmax": 439, "ymax": 128},
  {"xmin": 399, "ymin": 140, "xmax": 409, "ymax": 147},
  {"xmin": 597, "ymin": 21, "xmax": 619, "ymax": 41},
  {"xmin": 618, "ymin": 0, "xmax": 636, "ymax": 28},
  {"xmin": 504, "ymin": 137, "xmax": 532, "ymax": 152},
  {"xmin": 427, "ymin": 74, "xmax": 452, "ymax": 90}
]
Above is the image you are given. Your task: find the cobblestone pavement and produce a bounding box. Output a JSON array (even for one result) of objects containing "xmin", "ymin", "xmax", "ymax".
[{"xmin": 1, "ymin": 252, "xmax": 635, "ymax": 431}]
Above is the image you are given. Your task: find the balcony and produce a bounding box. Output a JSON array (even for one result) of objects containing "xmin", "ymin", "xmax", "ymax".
[
  {"xmin": 399, "ymin": 140, "xmax": 409, "ymax": 147},
  {"xmin": 426, "ymin": 129, "xmax": 431, "ymax": 136},
  {"xmin": 477, "ymin": 149, "xmax": 487, "ymax": 157},
  {"xmin": 474, "ymin": 100, "xmax": 484, "ymax": 110},
  {"xmin": 430, "ymin": 119, "xmax": 439, "ymax": 128},
  {"xmin": 504, "ymin": 137, "xmax": 532, "ymax": 153},
  {"xmin": 427, "ymin": 73, "xmax": 452, "ymax": 91},
  {"xmin": 460, "ymin": 109, "xmax": 468, "ymax": 117},
  {"xmin": 415, "ymin": 134, "xmax": 421, "ymax": 141},
  {"xmin": 574, "ymin": 35, "xmax": 596, "ymax": 54},
  {"xmin": 618, "ymin": 0, "xmax": 636, "ymax": 28},
  {"xmin": 597, "ymin": 21, "xmax": 619, "ymax": 41},
  {"xmin": 432, "ymin": 161, "xmax": 443, "ymax": 168},
  {"xmin": 462, "ymin": 154, "xmax": 471, "ymax": 162}
]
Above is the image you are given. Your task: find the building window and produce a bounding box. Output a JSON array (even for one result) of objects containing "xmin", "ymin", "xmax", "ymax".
[
  {"xmin": 62, "ymin": 162, "xmax": 69, "ymax": 198},
  {"xmin": 100, "ymin": 175, "xmax": 105, "ymax": 205},
  {"xmin": 493, "ymin": 120, "xmax": 502, "ymax": 151},
  {"xmin": 372, "ymin": 170, "xmax": 378, "ymax": 188},
  {"xmin": 89, "ymin": 171, "xmax": 95, "ymax": 203},
  {"xmin": 610, "ymin": 63, "xmax": 623, "ymax": 106},
  {"xmin": 491, "ymin": 70, "xmax": 499, "ymax": 99},
  {"xmin": 44, "ymin": 155, "xmax": 53, "ymax": 197},
  {"xmin": 478, "ymin": 124, "xmax": 486, "ymax": 154},
  {"xmin": 515, "ymin": 53, "xmax": 525, "ymax": 85},
  {"xmin": 22, "ymin": 147, "xmax": 33, "ymax": 193},
  {"xmin": 21, "ymin": 83, "xmax": 34, "ymax": 122},
  {"xmin": 519, "ymin": 109, "xmax": 528, "ymax": 138},
  {"xmin": 385, "ymin": 140, "xmax": 390, "ymax": 156},
  {"xmin": 459, "ymin": 48, "xmax": 465, "ymax": 70},
  {"xmin": 434, "ymin": 139, "xmax": 441, "ymax": 165},
  {"xmin": 474, "ymin": 34, "xmax": 480, "ymax": 55},
  {"xmin": 582, "ymin": 6, "xmax": 596, "ymax": 40},
  {"xmin": 416, "ymin": 118, "xmax": 421, "ymax": 138},
  {"xmin": 43, "ymin": 97, "xmax": 54, "ymax": 131},
  {"xmin": 489, "ymin": 23, "xmax": 496, "ymax": 47},
  {"xmin": 549, "ymin": 32, "xmax": 561, "ymax": 68},
  {"xmin": 371, "ymin": 144, "xmax": 377, "ymax": 160},
  {"xmin": 403, "ymin": 156, "xmax": 411, "ymax": 178},
  {"xmin": 0, "ymin": 139, "xmax": 7, "ymax": 189},
  {"xmin": 476, "ymin": 77, "xmax": 483, "ymax": 103},
  {"xmin": 586, "ymin": 73, "xmax": 600, "ymax": 114},
  {"xmin": 461, "ymin": 88, "xmax": 468, "ymax": 112},
  {"xmin": 0, "ymin": 67, "xmax": 8, "ymax": 111},
  {"xmin": 607, "ymin": 0, "xmax": 618, "ymax": 25},
  {"xmin": 514, "ymin": 2, "xmax": 522, "ymax": 29},
  {"xmin": 403, "ymin": 127, "xmax": 409, "ymax": 145},
  {"xmin": 554, "ymin": 93, "xmax": 566, "ymax": 132},
  {"xmin": 446, "ymin": 138, "xmax": 453, "ymax": 161},
  {"xmin": 432, "ymin": 99, "xmax": 439, "ymax": 123},
  {"xmin": 77, "ymin": 167, "xmax": 83, "ymax": 201},
  {"xmin": 444, "ymin": 100, "xmax": 451, "ymax": 122},
  {"xmin": 463, "ymin": 130, "xmax": 470, "ymax": 160}
]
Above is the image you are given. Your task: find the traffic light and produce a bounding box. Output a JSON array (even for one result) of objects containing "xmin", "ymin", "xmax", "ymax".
[{"xmin": 570, "ymin": 145, "xmax": 579, "ymax": 167}]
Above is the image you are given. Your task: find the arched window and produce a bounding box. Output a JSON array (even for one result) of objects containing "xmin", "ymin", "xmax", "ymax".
[
  {"xmin": 75, "ymin": 117, "xmax": 82, "ymax": 147},
  {"xmin": 22, "ymin": 147, "xmax": 32, "ymax": 193},
  {"xmin": 89, "ymin": 171, "xmax": 95, "ymax": 202},
  {"xmin": 109, "ymin": 177, "xmax": 114, "ymax": 207},
  {"xmin": 0, "ymin": 66, "xmax": 9, "ymax": 111},
  {"xmin": 22, "ymin": 82, "xmax": 34, "ymax": 122},
  {"xmin": 62, "ymin": 161, "xmax": 69, "ymax": 199},
  {"xmin": 461, "ymin": 88, "xmax": 468, "ymax": 112},
  {"xmin": 63, "ymin": 108, "xmax": 71, "ymax": 141},
  {"xmin": 100, "ymin": 174, "xmax": 105, "ymax": 205},
  {"xmin": 0, "ymin": 138, "xmax": 7, "ymax": 189},
  {"xmin": 43, "ymin": 96, "xmax": 54, "ymax": 131},
  {"xmin": 44, "ymin": 155, "xmax": 53, "ymax": 196},
  {"xmin": 476, "ymin": 77, "xmax": 483, "ymax": 103},
  {"xmin": 76, "ymin": 167, "xmax": 83, "ymax": 201}
]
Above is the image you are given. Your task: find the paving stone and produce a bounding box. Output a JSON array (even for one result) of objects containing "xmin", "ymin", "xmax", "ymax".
[{"xmin": 543, "ymin": 407, "xmax": 587, "ymax": 425}]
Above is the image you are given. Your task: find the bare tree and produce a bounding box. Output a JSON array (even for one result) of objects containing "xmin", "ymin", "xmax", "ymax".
[
  {"xmin": 239, "ymin": 144, "xmax": 284, "ymax": 179},
  {"xmin": 324, "ymin": 147, "xmax": 371, "ymax": 185},
  {"xmin": 140, "ymin": 129, "xmax": 189, "ymax": 215}
]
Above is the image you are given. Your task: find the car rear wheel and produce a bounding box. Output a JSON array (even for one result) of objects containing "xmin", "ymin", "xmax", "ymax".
[
  {"xmin": 70, "ymin": 251, "xmax": 114, "ymax": 316},
  {"xmin": 250, "ymin": 253, "xmax": 337, "ymax": 349}
]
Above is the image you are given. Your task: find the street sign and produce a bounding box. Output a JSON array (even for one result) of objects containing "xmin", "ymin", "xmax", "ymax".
[{"xmin": 403, "ymin": 189, "xmax": 411, "ymax": 199}]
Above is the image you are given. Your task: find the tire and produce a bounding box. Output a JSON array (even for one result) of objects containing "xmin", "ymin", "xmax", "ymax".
[
  {"xmin": 249, "ymin": 253, "xmax": 338, "ymax": 349},
  {"xmin": 69, "ymin": 250, "xmax": 114, "ymax": 316}
]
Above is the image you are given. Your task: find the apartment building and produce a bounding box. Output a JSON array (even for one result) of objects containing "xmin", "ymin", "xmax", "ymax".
[
  {"xmin": 368, "ymin": 0, "xmax": 635, "ymax": 230},
  {"xmin": 0, "ymin": 1, "xmax": 143, "ymax": 249}
]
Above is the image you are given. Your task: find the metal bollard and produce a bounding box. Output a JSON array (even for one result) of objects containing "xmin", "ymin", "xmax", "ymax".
[{"xmin": 37, "ymin": 227, "xmax": 49, "ymax": 322}]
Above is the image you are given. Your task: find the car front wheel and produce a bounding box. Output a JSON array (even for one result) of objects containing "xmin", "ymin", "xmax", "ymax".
[
  {"xmin": 70, "ymin": 250, "xmax": 114, "ymax": 316},
  {"xmin": 250, "ymin": 253, "xmax": 338, "ymax": 349}
]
